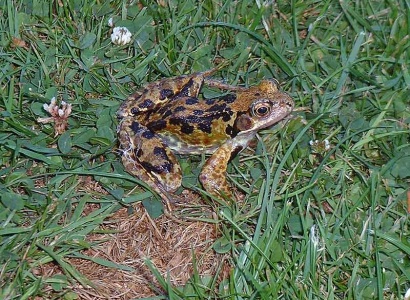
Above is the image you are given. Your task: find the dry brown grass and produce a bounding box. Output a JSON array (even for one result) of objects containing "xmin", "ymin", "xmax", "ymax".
[{"xmin": 61, "ymin": 201, "xmax": 230, "ymax": 299}]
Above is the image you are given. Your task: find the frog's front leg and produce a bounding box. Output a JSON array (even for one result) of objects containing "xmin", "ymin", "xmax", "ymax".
[
  {"xmin": 199, "ymin": 141, "xmax": 243, "ymax": 199},
  {"xmin": 118, "ymin": 118, "xmax": 182, "ymax": 209},
  {"xmin": 204, "ymin": 78, "xmax": 247, "ymax": 92}
]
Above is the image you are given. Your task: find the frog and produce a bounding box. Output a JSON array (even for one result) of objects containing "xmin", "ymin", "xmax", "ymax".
[{"xmin": 117, "ymin": 68, "xmax": 294, "ymax": 209}]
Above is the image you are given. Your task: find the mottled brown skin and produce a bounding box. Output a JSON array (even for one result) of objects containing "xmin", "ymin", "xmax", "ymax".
[{"xmin": 117, "ymin": 68, "xmax": 294, "ymax": 208}]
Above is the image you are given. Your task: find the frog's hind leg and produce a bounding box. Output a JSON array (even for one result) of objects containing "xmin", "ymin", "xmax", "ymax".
[
  {"xmin": 118, "ymin": 119, "xmax": 182, "ymax": 210},
  {"xmin": 166, "ymin": 68, "xmax": 220, "ymax": 99}
]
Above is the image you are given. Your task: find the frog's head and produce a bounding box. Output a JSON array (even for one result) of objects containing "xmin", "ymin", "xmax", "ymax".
[{"xmin": 233, "ymin": 79, "xmax": 294, "ymax": 134}]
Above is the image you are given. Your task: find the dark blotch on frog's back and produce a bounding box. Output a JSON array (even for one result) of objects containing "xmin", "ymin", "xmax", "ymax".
[
  {"xmin": 169, "ymin": 117, "xmax": 195, "ymax": 134},
  {"xmin": 181, "ymin": 123, "xmax": 195, "ymax": 134},
  {"xmin": 159, "ymin": 89, "xmax": 174, "ymax": 100},
  {"xmin": 205, "ymin": 105, "xmax": 230, "ymax": 122},
  {"xmin": 141, "ymin": 130, "xmax": 155, "ymax": 139},
  {"xmin": 185, "ymin": 97, "xmax": 199, "ymax": 105},
  {"xmin": 130, "ymin": 121, "xmax": 142, "ymax": 133},
  {"xmin": 206, "ymin": 102, "xmax": 227, "ymax": 112},
  {"xmin": 205, "ymin": 93, "xmax": 236, "ymax": 105},
  {"xmin": 221, "ymin": 94, "xmax": 237, "ymax": 103},
  {"xmin": 174, "ymin": 106, "xmax": 186, "ymax": 113},
  {"xmin": 147, "ymin": 119, "xmax": 167, "ymax": 132},
  {"xmin": 141, "ymin": 160, "xmax": 173, "ymax": 174},
  {"xmin": 138, "ymin": 99, "xmax": 154, "ymax": 110},
  {"xmin": 153, "ymin": 146, "xmax": 168, "ymax": 160},
  {"xmin": 205, "ymin": 98, "xmax": 216, "ymax": 105},
  {"xmin": 131, "ymin": 107, "xmax": 139, "ymax": 115},
  {"xmin": 175, "ymin": 106, "xmax": 231, "ymax": 128},
  {"xmin": 198, "ymin": 122, "xmax": 212, "ymax": 134},
  {"xmin": 204, "ymin": 104, "xmax": 234, "ymax": 122},
  {"xmin": 193, "ymin": 110, "xmax": 204, "ymax": 116}
]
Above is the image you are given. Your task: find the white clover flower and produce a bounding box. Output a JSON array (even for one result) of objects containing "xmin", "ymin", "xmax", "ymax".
[
  {"xmin": 43, "ymin": 97, "xmax": 56, "ymax": 111},
  {"xmin": 108, "ymin": 17, "xmax": 114, "ymax": 27},
  {"xmin": 324, "ymin": 139, "xmax": 330, "ymax": 150},
  {"xmin": 309, "ymin": 139, "xmax": 331, "ymax": 154},
  {"xmin": 111, "ymin": 27, "xmax": 132, "ymax": 45},
  {"xmin": 38, "ymin": 97, "xmax": 72, "ymax": 136},
  {"xmin": 405, "ymin": 288, "xmax": 410, "ymax": 300}
]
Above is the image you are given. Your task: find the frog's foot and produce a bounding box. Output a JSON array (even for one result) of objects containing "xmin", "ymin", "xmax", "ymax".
[
  {"xmin": 198, "ymin": 163, "xmax": 234, "ymax": 200},
  {"xmin": 156, "ymin": 187, "xmax": 202, "ymax": 212}
]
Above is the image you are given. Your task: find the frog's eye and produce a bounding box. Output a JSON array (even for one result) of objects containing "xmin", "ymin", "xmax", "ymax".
[{"xmin": 252, "ymin": 101, "xmax": 271, "ymax": 118}]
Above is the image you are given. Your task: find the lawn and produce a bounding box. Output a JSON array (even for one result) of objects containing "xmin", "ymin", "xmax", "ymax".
[{"xmin": 0, "ymin": 0, "xmax": 409, "ymax": 299}]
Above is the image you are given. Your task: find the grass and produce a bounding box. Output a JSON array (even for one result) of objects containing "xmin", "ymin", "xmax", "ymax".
[{"xmin": 0, "ymin": 0, "xmax": 409, "ymax": 299}]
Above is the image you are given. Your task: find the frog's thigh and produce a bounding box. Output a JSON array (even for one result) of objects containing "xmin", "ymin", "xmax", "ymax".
[
  {"xmin": 121, "ymin": 121, "xmax": 182, "ymax": 193},
  {"xmin": 199, "ymin": 144, "xmax": 235, "ymax": 198}
]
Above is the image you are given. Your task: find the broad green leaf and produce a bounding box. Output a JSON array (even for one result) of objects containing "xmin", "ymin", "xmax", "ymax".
[
  {"xmin": 78, "ymin": 32, "xmax": 96, "ymax": 49},
  {"xmin": 390, "ymin": 155, "xmax": 410, "ymax": 179},
  {"xmin": 250, "ymin": 167, "xmax": 262, "ymax": 180},
  {"xmin": 72, "ymin": 129, "xmax": 96, "ymax": 145},
  {"xmin": 1, "ymin": 192, "xmax": 25, "ymax": 211},
  {"xmin": 142, "ymin": 197, "xmax": 163, "ymax": 218},
  {"xmin": 268, "ymin": 240, "xmax": 283, "ymax": 263},
  {"xmin": 213, "ymin": 236, "xmax": 232, "ymax": 254},
  {"xmin": 58, "ymin": 132, "xmax": 72, "ymax": 154}
]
